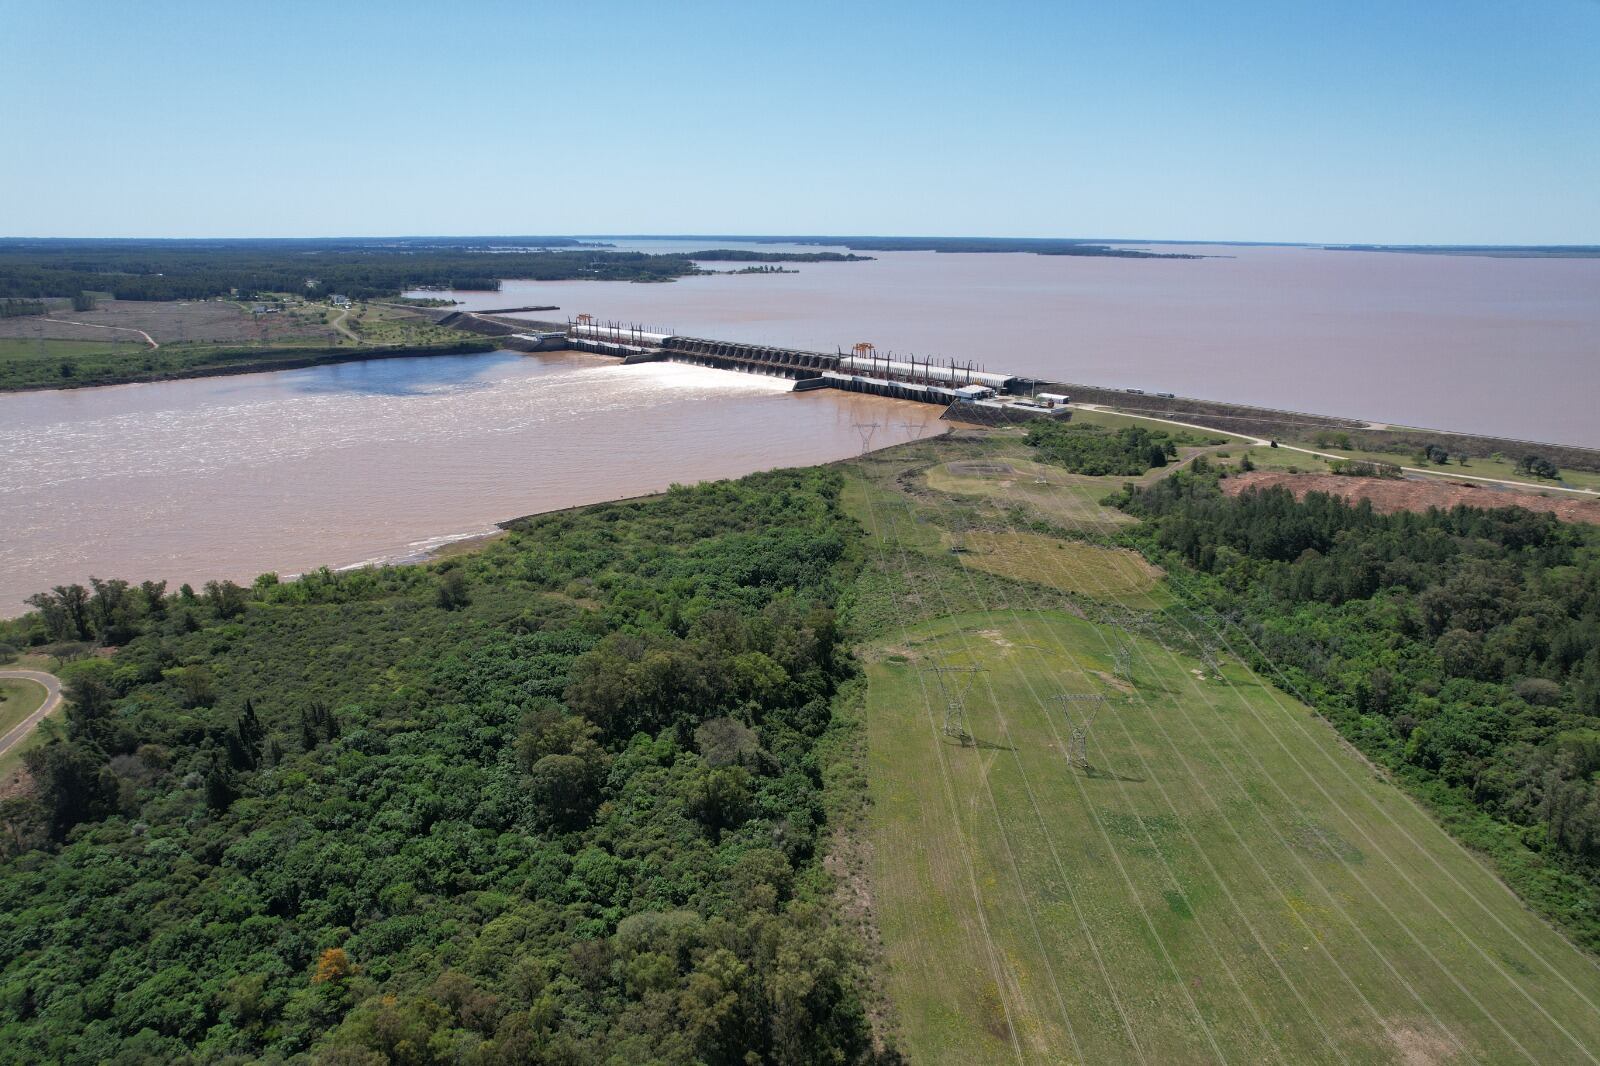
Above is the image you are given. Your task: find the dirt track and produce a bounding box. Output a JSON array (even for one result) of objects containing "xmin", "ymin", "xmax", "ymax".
[
  {"xmin": 1222, "ymin": 471, "xmax": 1600, "ymax": 526},
  {"xmin": 0, "ymin": 300, "xmax": 338, "ymax": 346}
]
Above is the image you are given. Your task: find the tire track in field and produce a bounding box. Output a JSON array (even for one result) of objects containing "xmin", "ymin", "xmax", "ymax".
[
  {"xmin": 1003, "ymin": 494, "xmax": 1469, "ymax": 1061},
  {"xmin": 868, "ymin": 449, "xmax": 1227, "ymax": 1062},
  {"xmin": 1011, "ymin": 458, "xmax": 1582, "ymax": 1061},
  {"xmin": 901, "ymin": 477, "xmax": 1318, "ymax": 1064},
  {"xmin": 852, "ymin": 465, "xmax": 1030, "ymax": 1063},
  {"xmin": 1046, "ymin": 488, "xmax": 1599, "ymax": 1061},
  {"xmin": 865, "ymin": 469, "xmax": 1086, "ymax": 1062}
]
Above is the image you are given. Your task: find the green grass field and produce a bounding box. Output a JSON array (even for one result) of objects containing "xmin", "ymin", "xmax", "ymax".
[
  {"xmin": 925, "ymin": 456, "xmax": 1139, "ymax": 526},
  {"xmin": 0, "ymin": 677, "xmax": 46, "ymax": 737},
  {"xmin": 945, "ymin": 531, "xmax": 1172, "ymax": 608},
  {"xmin": 1293, "ymin": 442, "xmax": 1600, "ymax": 494},
  {"xmin": 845, "ymin": 435, "xmax": 1600, "ymax": 1064},
  {"xmin": 0, "ymin": 677, "xmax": 59, "ymax": 785},
  {"xmin": 0, "ymin": 337, "xmax": 137, "ymax": 362},
  {"xmin": 0, "ymin": 301, "xmax": 494, "ymax": 390}
]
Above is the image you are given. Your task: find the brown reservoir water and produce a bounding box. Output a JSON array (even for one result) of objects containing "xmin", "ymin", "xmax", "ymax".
[
  {"xmin": 448, "ymin": 243, "xmax": 1600, "ymax": 448},
  {"xmin": 0, "ymin": 350, "xmax": 933, "ymax": 613},
  {"xmin": 5, "ymin": 243, "xmax": 1595, "ymax": 616}
]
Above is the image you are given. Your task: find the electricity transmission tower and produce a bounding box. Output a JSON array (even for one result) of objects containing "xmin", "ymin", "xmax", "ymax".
[
  {"xmin": 930, "ymin": 664, "xmax": 982, "ymax": 745},
  {"xmin": 852, "ymin": 420, "xmax": 881, "ymax": 456},
  {"xmin": 1051, "ymin": 693, "xmax": 1107, "ymax": 770}
]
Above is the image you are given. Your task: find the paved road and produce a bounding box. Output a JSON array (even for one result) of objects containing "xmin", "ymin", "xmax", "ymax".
[
  {"xmin": 0, "ymin": 671, "xmax": 63, "ymax": 763},
  {"xmin": 1074, "ymin": 404, "xmax": 1600, "ymax": 498}
]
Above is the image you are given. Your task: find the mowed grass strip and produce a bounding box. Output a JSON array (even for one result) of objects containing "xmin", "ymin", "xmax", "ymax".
[
  {"xmin": 864, "ymin": 610, "xmax": 1600, "ymax": 1064},
  {"xmin": 0, "ymin": 678, "xmax": 61, "ymax": 791},
  {"xmin": 0, "ymin": 677, "xmax": 47, "ymax": 737},
  {"xmin": 946, "ymin": 530, "xmax": 1171, "ymax": 608},
  {"xmin": 924, "ymin": 459, "xmax": 1133, "ymax": 530}
]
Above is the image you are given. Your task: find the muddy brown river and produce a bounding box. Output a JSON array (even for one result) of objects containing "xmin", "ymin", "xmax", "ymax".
[
  {"xmin": 3, "ymin": 241, "xmax": 1595, "ymax": 615},
  {"xmin": 0, "ymin": 350, "xmax": 933, "ymax": 613},
  {"xmin": 457, "ymin": 242, "xmax": 1600, "ymax": 447}
]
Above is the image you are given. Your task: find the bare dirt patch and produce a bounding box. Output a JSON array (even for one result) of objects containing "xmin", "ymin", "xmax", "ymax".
[
  {"xmin": 1387, "ymin": 1022, "xmax": 1463, "ymax": 1066},
  {"xmin": 977, "ymin": 628, "xmax": 1014, "ymax": 648},
  {"xmin": 0, "ymin": 762, "xmax": 33, "ymax": 803},
  {"xmin": 1224, "ymin": 470, "xmax": 1600, "ymax": 526},
  {"xmin": 1090, "ymin": 669, "xmax": 1134, "ymax": 694}
]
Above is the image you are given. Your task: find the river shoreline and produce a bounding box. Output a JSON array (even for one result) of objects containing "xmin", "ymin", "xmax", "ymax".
[
  {"xmin": 0, "ymin": 351, "xmax": 941, "ymax": 614},
  {"xmin": 0, "ymin": 339, "xmax": 498, "ymax": 394},
  {"xmin": 17, "ymin": 318, "xmax": 1597, "ymax": 462}
]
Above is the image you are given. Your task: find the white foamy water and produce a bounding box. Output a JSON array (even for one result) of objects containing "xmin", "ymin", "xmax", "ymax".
[{"xmin": 0, "ymin": 350, "xmax": 935, "ymax": 612}]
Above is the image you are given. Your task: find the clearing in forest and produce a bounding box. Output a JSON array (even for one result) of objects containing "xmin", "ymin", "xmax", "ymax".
[
  {"xmin": 940, "ymin": 530, "xmax": 1169, "ymax": 608},
  {"xmin": 924, "ymin": 457, "xmax": 1134, "ymax": 529},
  {"xmin": 863, "ymin": 607, "xmax": 1600, "ymax": 1064},
  {"xmin": 847, "ymin": 441, "xmax": 1600, "ymax": 1065}
]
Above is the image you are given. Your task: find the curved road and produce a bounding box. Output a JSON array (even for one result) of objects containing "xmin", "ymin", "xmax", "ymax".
[
  {"xmin": 330, "ymin": 306, "xmax": 359, "ymax": 342},
  {"xmin": 0, "ymin": 671, "xmax": 63, "ymax": 763},
  {"xmin": 1074, "ymin": 404, "xmax": 1600, "ymax": 498}
]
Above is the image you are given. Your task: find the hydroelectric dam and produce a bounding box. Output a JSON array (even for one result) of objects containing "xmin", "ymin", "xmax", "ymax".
[{"xmin": 433, "ymin": 310, "xmax": 1074, "ymax": 426}]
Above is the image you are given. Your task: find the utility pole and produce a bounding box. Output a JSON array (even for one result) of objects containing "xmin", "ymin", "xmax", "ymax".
[{"xmin": 931, "ymin": 664, "xmax": 982, "ymax": 745}]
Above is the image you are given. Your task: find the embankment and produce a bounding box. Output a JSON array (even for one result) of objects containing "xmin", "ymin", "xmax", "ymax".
[
  {"xmin": 0, "ymin": 339, "xmax": 499, "ymax": 393},
  {"xmin": 1046, "ymin": 379, "xmax": 1600, "ymax": 471}
]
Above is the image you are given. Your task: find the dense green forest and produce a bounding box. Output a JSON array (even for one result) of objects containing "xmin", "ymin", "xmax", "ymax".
[
  {"xmin": 0, "ymin": 240, "xmax": 876, "ymax": 303},
  {"xmin": 1025, "ymin": 420, "xmax": 1180, "ymax": 475},
  {"xmin": 1114, "ymin": 473, "xmax": 1600, "ymax": 944},
  {"xmin": 8, "ymin": 443, "xmax": 1600, "ymax": 1061},
  {"xmin": 0, "ymin": 471, "xmax": 888, "ymax": 1064},
  {"xmin": 683, "ymin": 251, "xmax": 872, "ymax": 263},
  {"xmin": 674, "ymin": 236, "xmax": 1200, "ymax": 257},
  {"xmin": 0, "ymin": 240, "xmax": 681, "ymax": 302}
]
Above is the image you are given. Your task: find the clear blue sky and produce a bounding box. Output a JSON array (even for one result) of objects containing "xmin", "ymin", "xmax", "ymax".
[{"xmin": 4, "ymin": 0, "xmax": 1597, "ymax": 243}]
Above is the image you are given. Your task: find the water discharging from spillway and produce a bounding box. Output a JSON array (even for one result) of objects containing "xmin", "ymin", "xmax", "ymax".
[{"xmin": 0, "ymin": 349, "xmax": 934, "ymax": 613}]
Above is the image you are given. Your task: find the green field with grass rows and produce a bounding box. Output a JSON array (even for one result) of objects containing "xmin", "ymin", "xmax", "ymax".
[{"xmin": 844, "ymin": 439, "xmax": 1600, "ymax": 1065}]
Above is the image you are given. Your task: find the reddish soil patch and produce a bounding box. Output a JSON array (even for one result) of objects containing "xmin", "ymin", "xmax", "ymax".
[{"xmin": 1223, "ymin": 471, "xmax": 1600, "ymax": 527}]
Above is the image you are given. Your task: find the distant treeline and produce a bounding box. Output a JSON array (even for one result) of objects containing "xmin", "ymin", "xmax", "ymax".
[
  {"xmin": 1328, "ymin": 244, "xmax": 1600, "ymax": 259},
  {"xmin": 0, "ymin": 238, "xmax": 703, "ymax": 302},
  {"xmin": 753, "ymin": 236, "xmax": 1201, "ymax": 258},
  {"xmin": 685, "ymin": 249, "xmax": 873, "ymax": 262}
]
